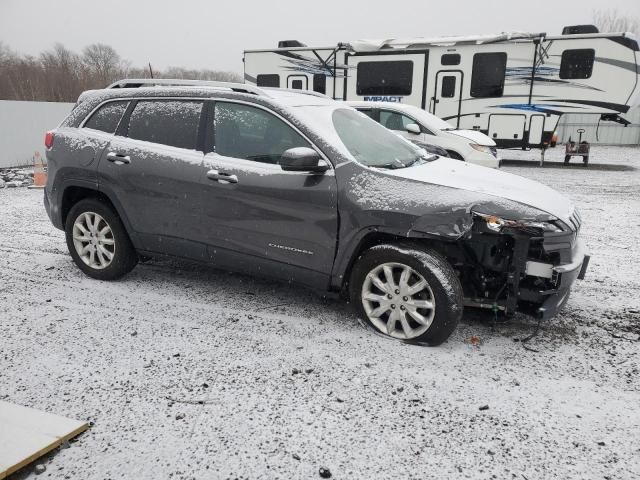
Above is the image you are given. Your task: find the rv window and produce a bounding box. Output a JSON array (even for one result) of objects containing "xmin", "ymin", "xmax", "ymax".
[
  {"xmin": 356, "ymin": 61, "xmax": 413, "ymax": 96},
  {"xmin": 560, "ymin": 49, "xmax": 595, "ymax": 79},
  {"xmin": 441, "ymin": 54, "xmax": 460, "ymax": 66},
  {"xmin": 127, "ymin": 100, "xmax": 203, "ymax": 150},
  {"xmin": 471, "ymin": 52, "xmax": 507, "ymax": 98},
  {"xmin": 213, "ymin": 102, "xmax": 310, "ymax": 164},
  {"xmin": 313, "ymin": 74, "xmax": 326, "ymax": 94},
  {"xmin": 256, "ymin": 74, "xmax": 280, "ymax": 87},
  {"xmin": 441, "ymin": 76, "xmax": 456, "ymax": 98},
  {"xmin": 291, "ymin": 79, "xmax": 303, "ymax": 90}
]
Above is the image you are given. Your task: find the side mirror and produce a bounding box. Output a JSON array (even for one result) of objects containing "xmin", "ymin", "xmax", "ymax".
[
  {"xmin": 406, "ymin": 123, "xmax": 421, "ymax": 135},
  {"xmin": 280, "ymin": 147, "xmax": 329, "ymax": 172}
]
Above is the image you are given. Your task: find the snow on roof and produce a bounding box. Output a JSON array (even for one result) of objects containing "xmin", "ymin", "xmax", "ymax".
[{"xmin": 349, "ymin": 32, "xmax": 544, "ymax": 52}]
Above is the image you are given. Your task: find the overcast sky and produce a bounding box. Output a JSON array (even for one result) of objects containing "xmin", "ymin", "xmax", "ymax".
[{"xmin": 1, "ymin": 0, "xmax": 638, "ymax": 73}]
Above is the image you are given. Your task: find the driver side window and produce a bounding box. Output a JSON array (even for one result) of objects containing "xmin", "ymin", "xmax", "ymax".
[
  {"xmin": 379, "ymin": 110, "xmax": 416, "ymax": 132},
  {"xmin": 214, "ymin": 102, "xmax": 310, "ymax": 164}
]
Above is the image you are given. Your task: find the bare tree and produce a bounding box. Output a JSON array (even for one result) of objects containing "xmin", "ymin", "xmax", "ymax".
[
  {"xmin": 82, "ymin": 43, "xmax": 124, "ymax": 86},
  {"xmin": 40, "ymin": 43, "xmax": 84, "ymax": 101},
  {"xmin": 593, "ymin": 9, "xmax": 639, "ymax": 34},
  {"xmin": 0, "ymin": 42, "xmax": 242, "ymax": 102}
]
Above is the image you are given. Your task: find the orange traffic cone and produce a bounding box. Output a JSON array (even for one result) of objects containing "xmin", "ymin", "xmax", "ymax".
[{"xmin": 30, "ymin": 152, "xmax": 47, "ymax": 189}]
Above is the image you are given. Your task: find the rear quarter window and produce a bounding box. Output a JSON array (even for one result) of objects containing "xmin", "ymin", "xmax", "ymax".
[
  {"xmin": 126, "ymin": 100, "xmax": 203, "ymax": 150},
  {"xmin": 84, "ymin": 101, "xmax": 129, "ymax": 133}
]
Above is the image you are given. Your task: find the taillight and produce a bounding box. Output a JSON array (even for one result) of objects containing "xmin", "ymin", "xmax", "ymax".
[{"xmin": 44, "ymin": 131, "xmax": 55, "ymax": 149}]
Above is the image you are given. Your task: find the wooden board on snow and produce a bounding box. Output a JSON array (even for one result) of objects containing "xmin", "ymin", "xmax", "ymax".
[{"xmin": 0, "ymin": 401, "xmax": 89, "ymax": 479}]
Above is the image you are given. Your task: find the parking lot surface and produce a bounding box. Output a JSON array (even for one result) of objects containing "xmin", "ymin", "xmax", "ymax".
[{"xmin": 1, "ymin": 146, "xmax": 639, "ymax": 479}]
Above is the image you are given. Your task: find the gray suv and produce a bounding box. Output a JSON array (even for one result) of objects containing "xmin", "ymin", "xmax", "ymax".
[{"xmin": 44, "ymin": 79, "xmax": 589, "ymax": 345}]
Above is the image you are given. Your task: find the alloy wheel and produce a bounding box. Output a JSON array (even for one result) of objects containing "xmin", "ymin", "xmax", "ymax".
[
  {"xmin": 72, "ymin": 212, "xmax": 115, "ymax": 270},
  {"xmin": 361, "ymin": 262, "xmax": 436, "ymax": 339}
]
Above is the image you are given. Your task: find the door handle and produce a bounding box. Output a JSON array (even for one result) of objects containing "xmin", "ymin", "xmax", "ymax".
[
  {"xmin": 106, "ymin": 152, "xmax": 131, "ymax": 164},
  {"xmin": 206, "ymin": 169, "xmax": 238, "ymax": 184}
]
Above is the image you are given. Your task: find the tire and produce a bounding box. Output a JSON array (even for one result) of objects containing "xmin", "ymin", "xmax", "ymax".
[
  {"xmin": 65, "ymin": 197, "xmax": 138, "ymax": 280},
  {"xmin": 446, "ymin": 150, "xmax": 464, "ymax": 161},
  {"xmin": 583, "ymin": 156, "xmax": 589, "ymax": 165},
  {"xmin": 349, "ymin": 243, "xmax": 463, "ymax": 346},
  {"xmin": 564, "ymin": 155, "xmax": 571, "ymax": 164}
]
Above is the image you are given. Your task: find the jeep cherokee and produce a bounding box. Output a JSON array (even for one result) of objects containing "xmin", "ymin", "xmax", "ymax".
[{"xmin": 43, "ymin": 79, "xmax": 590, "ymax": 345}]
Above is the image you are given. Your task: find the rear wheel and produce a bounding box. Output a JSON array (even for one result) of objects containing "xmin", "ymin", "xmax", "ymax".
[
  {"xmin": 564, "ymin": 155, "xmax": 571, "ymax": 164},
  {"xmin": 582, "ymin": 156, "xmax": 589, "ymax": 166},
  {"xmin": 65, "ymin": 198, "xmax": 137, "ymax": 280},
  {"xmin": 350, "ymin": 243, "xmax": 463, "ymax": 345}
]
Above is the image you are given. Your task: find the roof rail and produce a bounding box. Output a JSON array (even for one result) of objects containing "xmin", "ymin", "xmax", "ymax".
[{"xmin": 106, "ymin": 78, "xmax": 266, "ymax": 96}]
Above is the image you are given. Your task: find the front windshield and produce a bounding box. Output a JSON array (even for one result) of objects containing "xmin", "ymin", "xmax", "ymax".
[{"xmin": 331, "ymin": 108, "xmax": 425, "ymax": 168}]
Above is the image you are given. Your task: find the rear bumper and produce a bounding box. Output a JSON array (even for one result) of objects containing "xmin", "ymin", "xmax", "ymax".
[{"xmin": 43, "ymin": 186, "xmax": 63, "ymax": 230}]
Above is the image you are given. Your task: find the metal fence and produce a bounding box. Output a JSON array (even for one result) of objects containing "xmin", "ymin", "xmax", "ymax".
[
  {"xmin": 555, "ymin": 107, "xmax": 640, "ymax": 145},
  {"xmin": 0, "ymin": 100, "xmax": 74, "ymax": 168}
]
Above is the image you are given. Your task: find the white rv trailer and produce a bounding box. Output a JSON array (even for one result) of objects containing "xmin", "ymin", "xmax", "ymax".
[{"xmin": 243, "ymin": 26, "xmax": 640, "ymax": 150}]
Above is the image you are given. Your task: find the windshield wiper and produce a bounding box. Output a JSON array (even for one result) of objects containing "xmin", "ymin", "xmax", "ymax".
[
  {"xmin": 374, "ymin": 158, "xmax": 407, "ymax": 169},
  {"xmin": 405, "ymin": 155, "xmax": 430, "ymax": 168}
]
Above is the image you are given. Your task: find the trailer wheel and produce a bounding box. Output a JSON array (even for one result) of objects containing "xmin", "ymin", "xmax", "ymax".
[
  {"xmin": 583, "ymin": 156, "xmax": 589, "ymax": 166},
  {"xmin": 564, "ymin": 155, "xmax": 571, "ymax": 164}
]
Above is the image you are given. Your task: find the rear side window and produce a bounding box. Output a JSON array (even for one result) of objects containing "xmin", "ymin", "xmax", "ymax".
[
  {"xmin": 560, "ymin": 49, "xmax": 595, "ymax": 79},
  {"xmin": 313, "ymin": 74, "xmax": 326, "ymax": 94},
  {"xmin": 471, "ymin": 52, "xmax": 507, "ymax": 98},
  {"xmin": 441, "ymin": 76, "xmax": 456, "ymax": 98},
  {"xmin": 127, "ymin": 101, "xmax": 203, "ymax": 150},
  {"xmin": 356, "ymin": 61, "xmax": 413, "ymax": 96},
  {"xmin": 441, "ymin": 54, "xmax": 461, "ymax": 66},
  {"xmin": 257, "ymin": 74, "xmax": 280, "ymax": 87},
  {"xmin": 214, "ymin": 102, "xmax": 310, "ymax": 164},
  {"xmin": 84, "ymin": 101, "xmax": 128, "ymax": 133}
]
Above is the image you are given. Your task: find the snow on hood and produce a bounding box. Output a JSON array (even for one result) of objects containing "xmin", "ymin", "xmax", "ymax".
[
  {"xmin": 382, "ymin": 158, "xmax": 575, "ymax": 223},
  {"xmin": 447, "ymin": 129, "xmax": 496, "ymax": 146}
]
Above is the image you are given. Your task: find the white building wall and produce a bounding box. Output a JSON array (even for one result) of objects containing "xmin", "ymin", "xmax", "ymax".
[
  {"xmin": 0, "ymin": 100, "xmax": 74, "ymax": 168},
  {"xmin": 555, "ymin": 107, "xmax": 640, "ymax": 145}
]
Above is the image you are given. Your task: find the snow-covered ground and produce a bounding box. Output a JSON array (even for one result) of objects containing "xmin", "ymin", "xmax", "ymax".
[{"xmin": 1, "ymin": 145, "xmax": 639, "ymax": 480}]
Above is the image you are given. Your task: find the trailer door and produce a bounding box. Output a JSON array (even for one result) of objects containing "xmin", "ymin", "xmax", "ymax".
[
  {"xmin": 433, "ymin": 71, "xmax": 463, "ymax": 127},
  {"xmin": 346, "ymin": 52, "xmax": 428, "ymax": 108}
]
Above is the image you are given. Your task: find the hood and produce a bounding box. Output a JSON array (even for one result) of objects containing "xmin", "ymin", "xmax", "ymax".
[
  {"xmin": 382, "ymin": 158, "xmax": 574, "ymax": 223},
  {"xmin": 447, "ymin": 129, "xmax": 496, "ymax": 146}
]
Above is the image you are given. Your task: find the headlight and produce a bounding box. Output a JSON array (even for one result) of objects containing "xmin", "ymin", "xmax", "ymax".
[
  {"xmin": 474, "ymin": 213, "xmax": 564, "ymax": 233},
  {"xmin": 469, "ymin": 143, "xmax": 492, "ymax": 154}
]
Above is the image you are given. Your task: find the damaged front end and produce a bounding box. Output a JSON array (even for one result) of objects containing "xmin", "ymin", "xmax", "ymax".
[{"xmin": 448, "ymin": 209, "xmax": 590, "ymax": 319}]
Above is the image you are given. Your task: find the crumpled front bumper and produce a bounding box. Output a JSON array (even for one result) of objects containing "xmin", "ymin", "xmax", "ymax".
[{"xmin": 533, "ymin": 238, "xmax": 590, "ymax": 319}]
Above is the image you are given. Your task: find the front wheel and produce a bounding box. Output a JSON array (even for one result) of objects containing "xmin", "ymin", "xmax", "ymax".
[
  {"xmin": 65, "ymin": 198, "xmax": 138, "ymax": 280},
  {"xmin": 350, "ymin": 243, "xmax": 463, "ymax": 345}
]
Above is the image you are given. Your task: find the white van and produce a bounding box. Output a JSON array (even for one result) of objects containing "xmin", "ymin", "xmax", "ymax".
[{"xmin": 348, "ymin": 101, "xmax": 500, "ymax": 168}]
